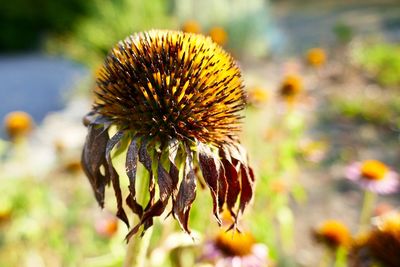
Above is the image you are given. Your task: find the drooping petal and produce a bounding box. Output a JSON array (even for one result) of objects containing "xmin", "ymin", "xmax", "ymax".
[
  {"xmin": 125, "ymin": 138, "xmax": 143, "ymax": 217},
  {"xmin": 127, "ymin": 151, "xmax": 176, "ymax": 239},
  {"xmin": 173, "ymin": 143, "xmax": 197, "ymax": 233},
  {"xmin": 239, "ymin": 164, "xmax": 254, "ymax": 216},
  {"xmin": 222, "ymin": 158, "xmax": 240, "ymax": 219},
  {"xmin": 81, "ymin": 124, "xmax": 110, "ymax": 207},
  {"xmin": 105, "ymin": 131, "xmax": 129, "ymax": 227},
  {"xmin": 198, "ymin": 142, "xmax": 222, "ymax": 224},
  {"xmin": 138, "ymin": 139, "xmax": 156, "ymax": 230}
]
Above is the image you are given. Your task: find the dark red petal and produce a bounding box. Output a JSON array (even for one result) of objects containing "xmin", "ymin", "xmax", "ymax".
[
  {"xmin": 81, "ymin": 124, "xmax": 110, "ymax": 207},
  {"xmin": 222, "ymin": 158, "xmax": 240, "ymax": 218},
  {"xmin": 128, "ymin": 154, "xmax": 176, "ymax": 239},
  {"xmin": 197, "ymin": 142, "xmax": 221, "ymax": 224},
  {"xmin": 125, "ymin": 138, "xmax": 143, "ymax": 217},
  {"xmin": 239, "ymin": 164, "xmax": 254, "ymax": 215},
  {"xmin": 105, "ymin": 131, "xmax": 129, "ymax": 227},
  {"xmin": 173, "ymin": 143, "xmax": 197, "ymax": 233}
]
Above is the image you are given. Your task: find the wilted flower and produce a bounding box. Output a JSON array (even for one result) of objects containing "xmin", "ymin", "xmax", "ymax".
[
  {"xmin": 247, "ymin": 86, "xmax": 269, "ymax": 107},
  {"xmin": 82, "ymin": 30, "xmax": 255, "ymax": 239},
  {"xmin": 346, "ymin": 160, "xmax": 399, "ymax": 194},
  {"xmin": 209, "ymin": 27, "xmax": 228, "ymax": 46},
  {"xmin": 181, "ymin": 20, "xmax": 202, "ymax": 34},
  {"xmin": 200, "ymin": 230, "xmax": 269, "ymax": 267},
  {"xmin": 279, "ymin": 75, "xmax": 303, "ymax": 101},
  {"xmin": 3, "ymin": 111, "xmax": 33, "ymax": 139},
  {"xmin": 306, "ymin": 48, "xmax": 326, "ymax": 67},
  {"xmin": 350, "ymin": 212, "xmax": 400, "ymax": 267},
  {"xmin": 313, "ymin": 220, "xmax": 351, "ymax": 249}
]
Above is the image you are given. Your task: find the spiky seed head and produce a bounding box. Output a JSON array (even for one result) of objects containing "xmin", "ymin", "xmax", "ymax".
[{"xmin": 94, "ymin": 30, "xmax": 245, "ymax": 147}]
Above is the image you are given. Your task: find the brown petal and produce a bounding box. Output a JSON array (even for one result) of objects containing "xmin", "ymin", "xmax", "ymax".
[
  {"xmin": 173, "ymin": 143, "xmax": 197, "ymax": 233},
  {"xmin": 239, "ymin": 164, "xmax": 254, "ymax": 215},
  {"xmin": 222, "ymin": 158, "xmax": 240, "ymax": 219},
  {"xmin": 127, "ymin": 153, "xmax": 176, "ymax": 239},
  {"xmin": 125, "ymin": 138, "xmax": 143, "ymax": 217},
  {"xmin": 105, "ymin": 131, "xmax": 129, "ymax": 227},
  {"xmin": 197, "ymin": 142, "xmax": 221, "ymax": 224},
  {"xmin": 81, "ymin": 124, "xmax": 110, "ymax": 207}
]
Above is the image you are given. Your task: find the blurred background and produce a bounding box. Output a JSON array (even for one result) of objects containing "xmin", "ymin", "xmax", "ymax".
[{"xmin": 1, "ymin": 0, "xmax": 400, "ymax": 266}]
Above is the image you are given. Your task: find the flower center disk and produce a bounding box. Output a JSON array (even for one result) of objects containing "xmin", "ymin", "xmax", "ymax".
[
  {"xmin": 360, "ymin": 160, "xmax": 388, "ymax": 181},
  {"xmin": 94, "ymin": 30, "xmax": 245, "ymax": 146}
]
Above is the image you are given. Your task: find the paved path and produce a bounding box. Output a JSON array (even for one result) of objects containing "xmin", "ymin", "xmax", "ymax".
[{"xmin": 0, "ymin": 54, "xmax": 87, "ymax": 136}]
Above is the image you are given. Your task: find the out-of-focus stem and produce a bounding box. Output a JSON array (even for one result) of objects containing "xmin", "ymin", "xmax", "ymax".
[
  {"xmin": 359, "ymin": 190, "xmax": 376, "ymax": 232},
  {"xmin": 123, "ymin": 169, "xmax": 153, "ymax": 267}
]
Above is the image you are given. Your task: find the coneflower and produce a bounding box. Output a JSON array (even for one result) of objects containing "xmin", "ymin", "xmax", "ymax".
[
  {"xmin": 82, "ymin": 30, "xmax": 255, "ymax": 240},
  {"xmin": 3, "ymin": 111, "xmax": 33, "ymax": 140}
]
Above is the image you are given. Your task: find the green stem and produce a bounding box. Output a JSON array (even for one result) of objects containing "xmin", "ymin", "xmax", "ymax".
[
  {"xmin": 319, "ymin": 247, "xmax": 333, "ymax": 267},
  {"xmin": 123, "ymin": 168, "xmax": 153, "ymax": 267},
  {"xmin": 359, "ymin": 190, "xmax": 376, "ymax": 231}
]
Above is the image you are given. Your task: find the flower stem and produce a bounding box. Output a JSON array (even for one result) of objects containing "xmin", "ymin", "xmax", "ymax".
[
  {"xmin": 123, "ymin": 168, "xmax": 153, "ymax": 267},
  {"xmin": 319, "ymin": 247, "xmax": 333, "ymax": 267},
  {"xmin": 359, "ymin": 190, "xmax": 376, "ymax": 231}
]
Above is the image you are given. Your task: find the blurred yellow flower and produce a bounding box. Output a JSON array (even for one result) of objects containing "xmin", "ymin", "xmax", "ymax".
[
  {"xmin": 181, "ymin": 20, "xmax": 202, "ymax": 34},
  {"xmin": 200, "ymin": 230, "xmax": 269, "ymax": 267},
  {"xmin": 351, "ymin": 212, "xmax": 400, "ymax": 267},
  {"xmin": 314, "ymin": 220, "xmax": 351, "ymax": 249},
  {"xmin": 209, "ymin": 27, "xmax": 228, "ymax": 46},
  {"xmin": 3, "ymin": 111, "xmax": 33, "ymax": 139},
  {"xmin": 279, "ymin": 75, "xmax": 303, "ymax": 100},
  {"xmin": 306, "ymin": 48, "xmax": 326, "ymax": 67},
  {"xmin": 216, "ymin": 230, "xmax": 255, "ymax": 256},
  {"xmin": 248, "ymin": 86, "xmax": 269, "ymax": 107}
]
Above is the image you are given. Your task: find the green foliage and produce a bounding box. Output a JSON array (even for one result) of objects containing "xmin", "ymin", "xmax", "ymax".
[
  {"xmin": 352, "ymin": 43, "xmax": 400, "ymax": 87},
  {"xmin": 333, "ymin": 22, "xmax": 353, "ymax": 44},
  {"xmin": 46, "ymin": 0, "xmax": 175, "ymax": 67},
  {"xmin": 331, "ymin": 90, "xmax": 400, "ymax": 127},
  {"xmin": 0, "ymin": 0, "xmax": 92, "ymax": 51}
]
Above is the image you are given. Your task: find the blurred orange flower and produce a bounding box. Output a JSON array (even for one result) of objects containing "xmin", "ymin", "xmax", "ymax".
[
  {"xmin": 279, "ymin": 75, "xmax": 303, "ymax": 101},
  {"xmin": 248, "ymin": 86, "xmax": 269, "ymax": 107},
  {"xmin": 209, "ymin": 27, "xmax": 228, "ymax": 46},
  {"xmin": 351, "ymin": 212, "xmax": 400, "ymax": 267},
  {"xmin": 181, "ymin": 20, "xmax": 202, "ymax": 34},
  {"xmin": 95, "ymin": 214, "xmax": 119, "ymax": 238},
  {"xmin": 314, "ymin": 220, "xmax": 351, "ymax": 249},
  {"xmin": 3, "ymin": 111, "xmax": 33, "ymax": 139},
  {"xmin": 306, "ymin": 48, "xmax": 326, "ymax": 67}
]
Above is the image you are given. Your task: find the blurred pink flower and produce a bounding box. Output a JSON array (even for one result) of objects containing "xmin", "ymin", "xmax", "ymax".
[
  {"xmin": 199, "ymin": 231, "xmax": 269, "ymax": 267},
  {"xmin": 345, "ymin": 160, "xmax": 399, "ymax": 194}
]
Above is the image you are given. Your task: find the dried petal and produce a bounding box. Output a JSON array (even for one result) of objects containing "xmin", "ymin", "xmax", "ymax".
[
  {"xmin": 81, "ymin": 124, "xmax": 110, "ymax": 207},
  {"xmin": 173, "ymin": 144, "xmax": 197, "ymax": 233},
  {"xmin": 125, "ymin": 138, "xmax": 143, "ymax": 217},
  {"xmin": 198, "ymin": 142, "xmax": 222, "ymax": 224},
  {"xmin": 105, "ymin": 131, "xmax": 129, "ymax": 227}
]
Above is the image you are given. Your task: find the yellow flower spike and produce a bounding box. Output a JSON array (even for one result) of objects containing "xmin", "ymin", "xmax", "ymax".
[
  {"xmin": 3, "ymin": 111, "xmax": 33, "ymax": 139},
  {"xmin": 209, "ymin": 27, "xmax": 228, "ymax": 46},
  {"xmin": 306, "ymin": 48, "xmax": 326, "ymax": 67},
  {"xmin": 181, "ymin": 20, "xmax": 202, "ymax": 34}
]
